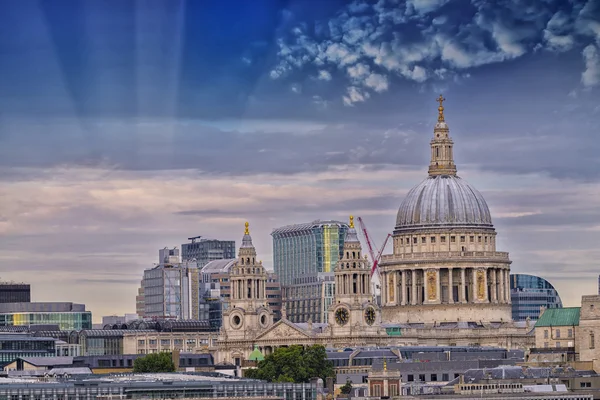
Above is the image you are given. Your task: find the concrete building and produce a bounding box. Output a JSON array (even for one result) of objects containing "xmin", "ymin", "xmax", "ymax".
[
  {"xmin": 0, "ymin": 302, "xmax": 91, "ymax": 330},
  {"xmin": 283, "ymin": 272, "xmax": 335, "ymax": 324},
  {"xmin": 511, "ymin": 274, "xmax": 563, "ymax": 321},
  {"xmin": 181, "ymin": 236, "xmax": 236, "ymax": 266},
  {"xmin": 271, "ymin": 220, "xmax": 349, "ymax": 286},
  {"xmin": 0, "ymin": 282, "xmax": 30, "ymax": 303}
]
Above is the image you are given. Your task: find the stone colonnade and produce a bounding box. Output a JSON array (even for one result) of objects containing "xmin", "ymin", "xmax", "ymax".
[
  {"xmin": 231, "ymin": 277, "xmax": 266, "ymax": 301},
  {"xmin": 380, "ymin": 267, "xmax": 510, "ymax": 305}
]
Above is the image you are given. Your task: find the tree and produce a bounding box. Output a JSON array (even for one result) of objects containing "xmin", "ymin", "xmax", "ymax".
[
  {"xmin": 245, "ymin": 344, "xmax": 333, "ymax": 383},
  {"xmin": 340, "ymin": 379, "xmax": 353, "ymax": 395},
  {"xmin": 133, "ymin": 352, "xmax": 176, "ymax": 373}
]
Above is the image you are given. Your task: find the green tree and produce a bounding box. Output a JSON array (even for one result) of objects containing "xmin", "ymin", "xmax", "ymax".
[
  {"xmin": 244, "ymin": 344, "xmax": 333, "ymax": 383},
  {"xmin": 340, "ymin": 379, "xmax": 353, "ymax": 395},
  {"xmin": 133, "ymin": 352, "xmax": 176, "ymax": 373}
]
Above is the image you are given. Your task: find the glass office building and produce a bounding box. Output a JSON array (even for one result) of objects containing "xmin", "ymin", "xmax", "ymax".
[
  {"xmin": 0, "ymin": 302, "xmax": 92, "ymax": 330},
  {"xmin": 271, "ymin": 220, "xmax": 349, "ymax": 286},
  {"xmin": 510, "ymin": 274, "xmax": 563, "ymax": 321}
]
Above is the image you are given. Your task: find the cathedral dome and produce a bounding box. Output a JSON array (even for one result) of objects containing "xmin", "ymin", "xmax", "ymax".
[
  {"xmin": 395, "ymin": 175, "xmax": 493, "ymax": 232},
  {"xmin": 395, "ymin": 95, "xmax": 493, "ymax": 233}
]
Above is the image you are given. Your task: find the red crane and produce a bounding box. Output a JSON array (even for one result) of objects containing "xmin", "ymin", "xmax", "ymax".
[{"xmin": 357, "ymin": 216, "xmax": 391, "ymax": 277}]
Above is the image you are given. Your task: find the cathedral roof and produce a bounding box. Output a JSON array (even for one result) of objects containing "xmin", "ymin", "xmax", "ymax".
[
  {"xmin": 344, "ymin": 215, "xmax": 360, "ymax": 244},
  {"xmin": 395, "ymin": 96, "xmax": 494, "ymax": 233},
  {"xmin": 395, "ymin": 175, "xmax": 493, "ymax": 232}
]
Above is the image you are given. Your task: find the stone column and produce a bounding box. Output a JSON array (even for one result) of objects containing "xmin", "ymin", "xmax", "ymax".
[
  {"xmin": 393, "ymin": 272, "xmax": 398, "ymax": 305},
  {"xmin": 401, "ymin": 270, "xmax": 407, "ymax": 306},
  {"xmin": 472, "ymin": 268, "xmax": 477, "ymax": 302},
  {"xmin": 411, "ymin": 269, "xmax": 417, "ymax": 305},
  {"xmin": 460, "ymin": 268, "xmax": 466, "ymax": 303},
  {"xmin": 491, "ymin": 269, "xmax": 497, "ymax": 303},
  {"xmin": 381, "ymin": 272, "xmax": 387, "ymax": 303},
  {"xmin": 448, "ymin": 268, "xmax": 454, "ymax": 304},
  {"xmin": 499, "ymin": 269, "xmax": 505, "ymax": 303},
  {"xmin": 506, "ymin": 269, "xmax": 510, "ymax": 303}
]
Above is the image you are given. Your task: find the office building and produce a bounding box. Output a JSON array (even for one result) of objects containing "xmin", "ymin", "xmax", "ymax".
[
  {"xmin": 0, "ymin": 302, "xmax": 92, "ymax": 330},
  {"xmin": 158, "ymin": 247, "xmax": 180, "ymax": 264},
  {"xmin": 510, "ymin": 273, "xmax": 563, "ymax": 321},
  {"xmin": 271, "ymin": 220, "xmax": 349, "ymax": 286},
  {"xmin": 142, "ymin": 263, "xmax": 200, "ymax": 320},
  {"xmin": 0, "ymin": 334, "xmax": 56, "ymax": 365},
  {"xmin": 135, "ymin": 281, "xmax": 145, "ymax": 318},
  {"xmin": 0, "ymin": 282, "xmax": 30, "ymax": 303},
  {"xmin": 181, "ymin": 236, "xmax": 236, "ymax": 266},
  {"xmin": 283, "ymin": 272, "xmax": 335, "ymax": 323}
]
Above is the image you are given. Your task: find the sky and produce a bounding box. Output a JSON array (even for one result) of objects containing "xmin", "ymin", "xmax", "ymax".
[{"xmin": 0, "ymin": 0, "xmax": 599, "ymax": 322}]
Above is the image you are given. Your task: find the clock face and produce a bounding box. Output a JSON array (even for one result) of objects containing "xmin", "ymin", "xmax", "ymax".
[
  {"xmin": 335, "ymin": 307, "xmax": 349, "ymax": 326},
  {"xmin": 364, "ymin": 307, "xmax": 376, "ymax": 326}
]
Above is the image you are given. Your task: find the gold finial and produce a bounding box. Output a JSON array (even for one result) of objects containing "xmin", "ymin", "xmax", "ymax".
[
  {"xmin": 383, "ymin": 360, "xmax": 387, "ymax": 371},
  {"xmin": 349, "ymin": 215, "xmax": 354, "ymax": 228},
  {"xmin": 437, "ymin": 94, "xmax": 445, "ymax": 122},
  {"xmin": 244, "ymin": 221, "xmax": 249, "ymax": 235}
]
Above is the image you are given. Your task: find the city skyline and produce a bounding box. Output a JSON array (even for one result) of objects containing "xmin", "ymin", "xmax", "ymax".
[{"xmin": 0, "ymin": 0, "xmax": 598, "ymax": 320}]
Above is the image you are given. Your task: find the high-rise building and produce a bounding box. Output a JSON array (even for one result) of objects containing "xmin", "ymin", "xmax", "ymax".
[
  {"xmin": 159, "ymin": 247, "xmax": 181, "ymax": 264},
  {"xmin": 510, "ymin": 274, "xmax": 563, "ymax": 321},
  {"xmin": 0, "ymin": 282, "xmax": 30, "ymax": 303},
  {"xmin": 271, "ymin": 220, "xmax": 349, "ymax": 286},
  {"xmin": 283, "ymin": 272, "xmax": 335, "ymax": 323},
  {"xmin": 181, "ymin": 236, "xmax": 236, "ymax": 266}
]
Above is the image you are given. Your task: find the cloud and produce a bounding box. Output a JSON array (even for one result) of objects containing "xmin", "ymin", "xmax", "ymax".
[
  {"xmin": 343, "ymin": 86, "xmax": 371, "ymax": 106},
  {"xmin": 582, "ymin": 44, "xmax": 600, "ymax": 87},
  {"xmin": 267, "ymin": 0, "xmax": 600, "ymax": 104},
  {"xmin": 317, "ymin": 70, "xmax": 332, "ymax": 81}
]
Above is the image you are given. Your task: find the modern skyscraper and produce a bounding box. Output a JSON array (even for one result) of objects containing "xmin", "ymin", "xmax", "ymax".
[
  {"xmin": 510, "ymin": 274, "xmax": 563, "ymax": 321},
  {"xmin": 181, "ymin": 236, "xmax": 236, "ymax": 267},
  {"xmin": 271, "ymin": 220, "xmax": 349, "ymax": 286}
]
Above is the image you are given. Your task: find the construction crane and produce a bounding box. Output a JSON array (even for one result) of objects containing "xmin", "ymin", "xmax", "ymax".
[{"xmin": 356, "ymin": 216, "xmax": 391, "ymax": 277}]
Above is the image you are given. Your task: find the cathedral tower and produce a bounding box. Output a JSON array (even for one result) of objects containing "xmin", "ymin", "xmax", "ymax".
[
  {"xmin": 329, "ymin": 216, "xmax": 380, "ymax": 336},
  {"xmin": 222, "ymin": 222, "xmax": 273, "ymax": 340}
]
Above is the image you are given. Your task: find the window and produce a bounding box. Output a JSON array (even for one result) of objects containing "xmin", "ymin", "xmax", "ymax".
[
  {"xmin": 460, "ymin": 236, "xmax": 465, "ymax": 242},
  {"xmin": 478, "ymin": 236, "xmax": 482, "ymax": 242},
  {"xmin": 400, "ymin": 238, "xmax": 403, "ymax": 244},
  {"xmin": 556, "ymin": 342, "xmax": 561, "ymax": 348},
  {"xmin": 421, "ymin": 237, "xmax": 426, "ymax": 244},
  {"xmin": 544, "ymin": 342, "xmax": 549, "ymax": 348},
  {"xmin": 485, "ymin": 236, "xmax": 488, "ymax": 243},
  {"xmin": 556, "ymin": 329, "xmax": 561, "ymax": 338},
  {"xmin": 407, "ymin": 374, "xmax": 414, "ymax": 382},
  {"xmin": 591, "ymin": 333, "xmax": 595, "ymax": 349},
  {"xmin": 372, "ymin": 384, "xmax": 381, "ymax": 396},
  {"xmin": 390, "ymin": 384, "xmax": 398, "ymax": 396},
  {"xmin": 430, "ymin": 374, "xmax": 438, "ymax": 381},
  {"xmin": 450, "ymin": 236, "xmax": 455, "ymax": 243},
  {"xmin": 442, "ymin": 373, "xmax": 449, "ymax": 381},
  {"xmin": 137, "ymin": 339, "xmax": 145, "ymax": 346},
  {"xmin": 544, "ymin": 330, "xmax": 549, "ymax": 338},
  {"xmin": 441, "ymin": 236, "xmax": 446, "ymax": 243},
  {"xmin": 419, "ymin": 374, "xmax": 426, "ymax": 382},
  {"xmin": 430, "ymin": 236, "xmax": 436, "ymax": 243},
  {"xmin": 413, "ymin": 237, "xmax": 417, "ymax": 244},
  {"xmin": 568, "ymin": 328, "xmax": 573, "ymax": 338},
  {"xmin": 469, "ymin": 236, "xmax": 474, "ymax": 242},
  {"xmin": 580, "ymin": 382, "xmax": 592, "ymax": 388}
]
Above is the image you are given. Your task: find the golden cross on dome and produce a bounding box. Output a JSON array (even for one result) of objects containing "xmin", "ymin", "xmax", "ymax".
[
  {"xmin": 349, "ymin": 215, "xmax": 354, "ymax": 228},
  {"xmin": 437, "ymin": 94, "xmax": 446, "ymax": 122},
  {"xmin": 244, "ymin": 221, "xmax": 250, "ymax": 235}
]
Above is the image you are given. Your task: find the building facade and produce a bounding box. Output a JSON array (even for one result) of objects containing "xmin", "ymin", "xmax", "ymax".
[
  {"xmin": 0, "ymin": 283, "xmax": 30, "ymax": 303},
  {"xmin": 283, "ymin": 272, "xmax": 335, "ymax": 323},
  {"xmin": 271, "ymin": 220, "xmax": 349, "ymax": 286},
  {"xmin": 511, "ymin": 273, "xmax": 563, "ymax": 321},
  {"xmin": 142, "ymin": 262, "xmax": 200, "ymax": 320},
  {"xmin": 0, "ymin": 302, "xmax": 91, "ymax": 330},
  {"xmin": 181, "ymin": 236, "xmax": 236, "ymax": 266},
  {"xmin": 0, "ymin": 334, "xmax": 56, "ymax": 365}
]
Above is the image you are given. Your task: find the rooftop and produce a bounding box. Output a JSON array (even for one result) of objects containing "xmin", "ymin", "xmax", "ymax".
[
  {"xmin": 535, "ymin": 307, "xmax": 580, "ymax": 327},
  {"xmin": 271, "ymin": 220, "xmax": 348, "ymax": 235}
]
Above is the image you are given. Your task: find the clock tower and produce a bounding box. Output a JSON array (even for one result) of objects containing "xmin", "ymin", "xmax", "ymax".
[
  {"xmin": 329, "ymin": 216, "xmax": 381, "ymax": 337},
  {"xmin": 222, "ymin": 222, "xmax": 274, "ymax": 340}
]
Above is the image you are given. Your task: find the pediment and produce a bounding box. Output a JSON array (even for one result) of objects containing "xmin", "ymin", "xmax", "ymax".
[{"xmin": 255, "ymin": 320, "xmax": 312, "ymax": 341}]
